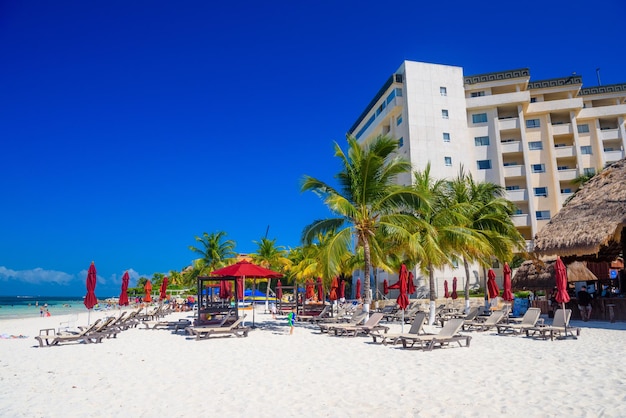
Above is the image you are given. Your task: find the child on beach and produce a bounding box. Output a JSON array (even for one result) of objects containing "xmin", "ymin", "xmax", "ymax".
[{"xmin": 287, "ymin": 308, "xmax": 296, "ymax": 335}]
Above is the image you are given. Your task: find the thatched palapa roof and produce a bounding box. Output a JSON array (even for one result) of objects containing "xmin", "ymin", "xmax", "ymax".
[
  {"xmin": 512, "ymin": 260, "xmax": 598, "ymax": 290},
  {"xmin": 533, "ymin": 158, "xmax": 626, "ymax": 261}
]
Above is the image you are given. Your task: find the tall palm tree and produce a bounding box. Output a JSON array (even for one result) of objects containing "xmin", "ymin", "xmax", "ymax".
[
  {"xmin": 251, "ymin": 237, "xmax": 291, "ymax": 309},
  {"xmin": 301, "ymin": 135, "xmax": 426, "ymax": 312},
  {"xmin": 188, "ymin": 231, "xmax": 236, "ymax": 274}
]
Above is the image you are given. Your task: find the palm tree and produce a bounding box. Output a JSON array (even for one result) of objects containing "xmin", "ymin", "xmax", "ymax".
[
  {"xmin": 251, "ymin": 237, "xmax": 291, "ymax": 309},
  {"xmin": 301, "ymin": 135, "xmax": 426, "ymax": 313},
  {"xmin": 188, "ymin": 231, "xmax": 236, "ymax": 274}
]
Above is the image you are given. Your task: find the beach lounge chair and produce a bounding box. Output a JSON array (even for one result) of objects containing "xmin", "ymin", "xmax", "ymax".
[
  {"xmin": 298, "ymin": 305, "xmax": 331, "ymax": 322},
  {"xmin": 318, "ymin": 311, "xmax": 367, "ymax": 333},
  {"xmin": 462, "ymin": 310, "xmax": 505, "ymax": 332},
  {"xmin": 525, "ymin": 309, "xmax": 581, "ymax": 341},
  {"xmin": 439, "ymin": 307, "xmax": 479, "ymax": 327},
  {"xmin": 186, "ymin": 317, "xmax": 250, "ymax": 340},
  {"xmin": 371, "ymin": 312, "xmax": 427, "ymax": 345},
  {"xmin": 35, "ymin": 320, "xmax": 105, "ymax": 347},
  {"xmin": 140, "ymin": 318, "xmax": 192, "ymax": 331},
  {"xmin": 496, "ymin": 307, "xmax": 541, "ymax": 335},
  {"xmin": 398, "ymin": 318, "xmax": 471, "ymax": 350},
  {"xmin": 333, "ymin": 313, "xmax": 389, "ymax": 337}
]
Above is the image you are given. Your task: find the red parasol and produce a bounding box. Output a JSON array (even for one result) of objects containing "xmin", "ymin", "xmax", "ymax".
[
  {"xmin": 487, "ymin": 269, "xmax": 499, "ymax": 299},
  {"xmin": 84, "ymin": 262, "xmax": 98, "ymax": 324},
  {"xmin": 396, "ymin": 265, "xmax": 409, "ymax": 310},
  {"xmin": 119, "ymin": 270, "xmax": 130, "ymax": 306},
  {"xmin": 408, "ymin": 271, "xmax": 416, "ymax": 295},
  {"xmin": 211, "ymin": 260, "xmax": 283, "ymax": 279},
  {"xmin": 339, "ymin": 279, "xmax": 345, "ymax": 299},
  {"xmin": 451, "ymin": 277, "xmax": 458, "ymax": 300},
  {"xmin": 316, "ymin": 277, "xmax": 324, "ymax": 301},
  {"xmin": 383, "ymin": 279, "xmax": 389, "ymax": 295},
  {"xmin": 554, "ymin": 257, "xmax": 570, "ymax": 305},
  {"xmin": 355, "ymin": 279, "xmax": 361, "ymax": 300},
  {"xmin": 144, "ymin": 280, "xmax": 152, "ymax": 303},
  {"xmin": 159, "ymin": 276, "xmax": 169, "ymax": 301},
  {"xmin": 444, "ymin": 280, "xmax": 450, "ymax": 299},
  {"xmin": 219, "ymin": 279, "xmax": 229, "ymax": 299},
  {"xmin": 502, "ymin": 263, "xmax": 514, "ymax": 302},
  {"xmin": 329, "ymin": 277, "xmax": 338, "ymax": 301},
  {"xmin": 236, "ymin": 278, "xmax": 244, "ymax": 300},
  {"xmin": 276, "ymin": 279, "xmax": 283, "ymax": 300}
]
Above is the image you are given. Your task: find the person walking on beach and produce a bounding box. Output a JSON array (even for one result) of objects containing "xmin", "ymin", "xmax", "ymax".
[
  {"xmin": 577, "ymin": 285, "xmax": 592, "ymax": 321},
  {"xmin": 287, "ymin": 308, "xmax": 296, "ymax": 335}
]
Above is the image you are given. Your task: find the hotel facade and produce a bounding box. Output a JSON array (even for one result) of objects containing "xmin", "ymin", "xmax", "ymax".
[{"xmin": 348, "ymin": 61, "xmax": 626, "ymax": 298}]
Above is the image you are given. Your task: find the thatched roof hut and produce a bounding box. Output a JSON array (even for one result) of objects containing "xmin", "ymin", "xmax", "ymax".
[
  {"xmin": 533, "ymin": 158, "xmax": 626, "ymax": 262},
  {"xmin": 512, "ymin": 260, "xmax": 598, "ymax": 290}
]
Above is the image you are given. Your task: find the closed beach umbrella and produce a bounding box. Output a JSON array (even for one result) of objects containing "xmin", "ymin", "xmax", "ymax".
[
  {"xmin": 355, "ymin": 279, "xmax": 361, "ymax": 300},
  {"xmin": 159, "ymin": 276, "xmax": 169, "ymax": 301},
  {"xmin": 84, "ymin": 262, "xmax": 98, "ymax": 324},
  {"xmin": 383, "ymin": 279, "xmax": 389, "ymax": 295},
  {"xmin": 316, "ymin": 277, "xmax": 324, "ymax": 301},
  {"xmin": 339, "ymin": 280, "xmax": 345, "ymax": 300},
  {"xmin": 119, "ymin": 271, "xmax": 130, "ymax": 306},
  {"xmin": 444, "ymin": 280, "xmax": 450, "ymax": 299},
  {"xmin": 408, "ymin": 272, "xmax": 416, "ymax": 295},
  {"xmin": 555, "ymin": 257, "xmax": 571, "ymax": 335},
  {"xmin": 487, "ymin": 269, "xmax": 499, "ymax": 299},
  {"xmin": 502, "ymin": 263, "xmax": 514, "ymax": 302},
  {"xmin": 329, "ymin": 277, "xmax": 338, "ymax": 301},
  {"xmin": 396, "ymin": 264, "xmax": 410, "ymax": 332},
  {"xmin": 275, "ymin": 279, "xmax": 282, "ymax": 300},
  {"xmin": 451, "ymin": 277, "xmax": 458, "ymax": 300},
  {"xmin": 144, "ymin": 280, "xmax": 152, "ymax": 303}
]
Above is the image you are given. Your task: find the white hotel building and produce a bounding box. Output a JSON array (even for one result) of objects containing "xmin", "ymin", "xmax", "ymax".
[{"xmin": 348, "ymin": 60, "xmax": 626, "ymax": 298}]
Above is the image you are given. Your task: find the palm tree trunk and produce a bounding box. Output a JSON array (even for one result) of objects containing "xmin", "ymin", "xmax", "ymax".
[
  {"xmin": 463, "ymin": 257, "xmax": 471, "ymax": 314},
  {"xmin": 428, "ymin": 264, "xmax": 436, "ymax": 325},
  {"xmin": 362, "ymin": 238, "xmax": 371, "ymax": 315}
]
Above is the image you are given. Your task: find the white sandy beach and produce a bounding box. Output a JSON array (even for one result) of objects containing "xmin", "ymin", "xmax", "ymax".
[{"xmin": 1, "ymin": 306, "xmax": 625, "ymax": 418}]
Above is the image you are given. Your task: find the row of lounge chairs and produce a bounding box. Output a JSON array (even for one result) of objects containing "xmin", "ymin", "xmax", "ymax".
[{"xmin": 184, "ymin": 313, "xmax": 250, "ymax": 340}]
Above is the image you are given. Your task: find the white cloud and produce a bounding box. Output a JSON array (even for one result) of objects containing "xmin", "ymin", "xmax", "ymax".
[{"xmin": 0, "ymin": 266, "xmax": 75, "ymax": 285}]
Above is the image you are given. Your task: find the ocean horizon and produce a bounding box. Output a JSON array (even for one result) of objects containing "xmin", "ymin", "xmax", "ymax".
[{"xmin": 0, "ymin": 295, "xmax": 122, "ymax": 320}]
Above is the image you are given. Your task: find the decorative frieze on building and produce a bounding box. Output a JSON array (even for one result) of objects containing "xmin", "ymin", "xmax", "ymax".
[
  {"xmin": 580, "ymin": 83, "xmax": 626, "ymax": 95},
  {"xmin": 528, "ymin": 75, "xmax": 583, "ymax": 89},
  {"xmin": 464, "ymin": 68, "xmax": 529, "ymax": 85}
]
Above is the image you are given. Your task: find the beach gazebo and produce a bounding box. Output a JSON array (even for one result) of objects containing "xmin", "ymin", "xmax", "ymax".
[{"xmin": 512, "ymin": 260, "xmax": 598, "ymax": 291}]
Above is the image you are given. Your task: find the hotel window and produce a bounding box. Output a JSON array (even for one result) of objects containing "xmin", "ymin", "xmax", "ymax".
[
  {"xmin": 442, "ymin": 109, "xmax": 449, "ymax": 119},
  {"xmin": 561, "ymin": 188, "xmax": 572, "ymax": 193},
  {"xmin": 398, "ymin": 137, "xmax": 404, "ymax": 148},
  {"xmin": 451, "ymin": 259, "xmax": 459, "ymax": 268},
  {"xmin": 531, "ymin": 164, "xmax": 545, "ymax": 173},
  {"xmin": 472, "ymin": 113, "xmax": 488, "ymax": 124},
  {"xmin": 505, "ymin": 185, "xmax": 520, "ymax": 190},
  {"xmin": 444, "ymin": 156, "xmax": 452, "ymax": 166},
  {"xmin": 583, "ymin": 167, "xmax": 596, "ymax": 176},
  {"xmin": 443, "ymin": 132, "xmax": 450, "ymax": 142},
  {"xmin": 581, "ymin": 146, "xmax": 592, "ymax": 155},
  {"xmin": 530, "ymin": 97, "xmax": 537, "ymax": 103},
  {"xmin": 474, "ymin": 136, "xmax": 490, "ymax": 146},
  {"xmin": 477, "ymin": 160, "xmax": 492, "ymax": 170},
  {"xmin": 514, "ymin": 209, "xmax": 523, "ymax": 215},
  {"xmin": 577, "ymin": 124, "xmax": 590, "ymax": 133},
  {"xmin": 534, "ymin": 187, "xmax": 548, "ymax": 197},
  {"xmin": 397, "ymin": 115, "xmax": 403, "ymax": 126},
  {"xmin": 528, "ymin": 141, "xmax": 543, "ymax": 150},
  {"xmin": 526, "ymin": 119, "xmax": 541, "ymax": 128},
  {"xmin": 492, "ymin": 260, "xmax": 500, "ymax": 268},
  {"xmin": 470, "ymin": 91, "xmax": 485, "ymax": 97},
  {"xmin": 536, "ymin": 210, "xmax": 551, "ymax": 220},
  {"xmin": 440, "ymin": 87, "xmax": 447, "ymax": 96}
]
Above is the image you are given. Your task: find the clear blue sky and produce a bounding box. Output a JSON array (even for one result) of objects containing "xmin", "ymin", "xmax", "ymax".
[{"xmin": 1, "ymin": 0, "xmax": 624, "ymax": 296}]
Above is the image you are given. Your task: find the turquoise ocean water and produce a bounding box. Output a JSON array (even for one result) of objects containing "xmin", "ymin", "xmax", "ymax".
[{"xmin": 0, "ymin": 296, "xmax": 111, "ymax": 320}]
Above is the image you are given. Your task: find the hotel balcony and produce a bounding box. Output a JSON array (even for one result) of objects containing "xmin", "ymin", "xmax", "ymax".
[
  {"xmin": 501, "ymin": 140, "xmax": 522, "ymax": 153},
  {"xmin": 551, "ymin": 123, "xmax": 573, "ymax": 136},
  {"xmin": 605, "ymin": 149, "xmax": 625, "ymax": 163},
  {"xmin": 558, "ymin": 169, "xmax": 578, "ymax": 181},
  {"xmin": 505, "ymin": 189, "xmax": 528, "ymax": 202},
  {"xmin": 578, "ymin": 104, "xmax": 626, "ymax": 119},
  {"xmin": 600, "ymin": 129, "xmax": 620, "ymax": 141},
  {"xmin": 503, "ymin": 164, "xmax": 525, "ymax": 178},
  {"xmin": 525, "ymin": 97, "xmax": 583, "ymax": 115},
  {"xmin": 466, "ymin": 91, "xmax": 530, "ymax": 110},
  {"xmin": 498, "ymin": 117, "xmax": 520, "ymax": 131},
  {"xmin": 554, "ymin": 146, "xmax": 575, "ymax": 158},
  {"xmin": 511, "ymin": 214, "xmax": 531, "ymax": 227}
]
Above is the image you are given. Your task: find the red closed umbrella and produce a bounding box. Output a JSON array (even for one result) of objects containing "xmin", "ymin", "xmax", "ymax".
[
  {"xmin": 451, "ymin": 277, "xmax": 458, "ymax": 300},
  {"xmin": 408, "ymin": 272, "xmax": 416, "ymax": 295},
  {"xmin": 159, "ymin": 277, "xmax": 169, "ymax": 301},
  {"xmin": 396, "ymin": 264, "xmax": 410, "ymax": 332},
  {"xmin": 555, "ymin": 257, "xmax": 571, "ymax": 334},
  {"xmin": 329, "ymin": 277, "xmax": 338, "ymax": 301},
  {"xmin": 444, "ymin": 280, "xmax": 450, "ymax": 299},
  {"xmin": 383, "ymin": 279, "xmax": 389, "ymax": 295},
  {"xmin": 339, "ymin": 280, "xmax": 345, "ymax": 300},
  {"xmin": 316, "ymin": 277, "xmax": 324, "ymax": 301},
  {"xmin": 84, "ymin": 262, "xmax": 98, "ymax": 324},
  {"xmin": 276, "ymin": 279, "xmax": 283, "ymax": 300},
  {"xmin": 144, "ymin": 280, "xmax": 152, "ymax": 303},
  {"xmin": 119, "ymin": 271, "xmax": 130, "ymax": 306},
  {"xmin": 487, "ymin": 269, "xmax": 499, "ymax": 299},
  {"xmin": 355, "ymin": 279, "xmax": 361, "ymax": 300},
  {"xmin": 502, "ymin": 263, "xmax": 514, "ymax": 302}
]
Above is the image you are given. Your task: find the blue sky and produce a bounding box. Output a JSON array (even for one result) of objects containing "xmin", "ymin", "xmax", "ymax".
[{"xmin": 1, "ymin": 0, "xmax": 624, "ymax": 296}]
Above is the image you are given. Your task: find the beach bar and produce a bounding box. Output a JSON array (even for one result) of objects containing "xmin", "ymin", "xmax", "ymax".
[{"xmin": 196, "ymin": 276, "xmax": 238, "ymax": 326}]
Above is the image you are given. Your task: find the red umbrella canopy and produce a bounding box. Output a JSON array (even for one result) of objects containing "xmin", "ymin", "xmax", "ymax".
[
  {"xmin": 388, "ymin": 264, "xmax": 408, "ymax": 290},
  {"xmin": 487, "ymin": 269, "xmax": 499, "ymax": 299},
  {"xmin": 144, "ymin": 280, "xmax": 152, "ymax": 303},
  {"xmin": 502, "ymin": 262, "xmax": 514, "ymax": 302},
  {"xmin": 119, "ymin": 271, "xmax": 130, "ymax": 306},
  {"xmin": 211, "ymin": 260, "xmax": 283, "ymax": 278},
  {"xmin": 316, "ymin": 277, "xmax": 324, "ymax": 301},
  {"xmin": 444, "ymin": 280, "xmax": 450, "ymax": 299},
  {"xmin": 355, "ymin": 279, "xmax": 361, "ymax": 300},
  {"xmin": 408, "ymin": 272, "xmax": 416, "ymax": 295},
  {"xmin": 555, "ymin": 257, "xmax": 571, "ymax": 304},
  {"xmin": 329, "ymin": 277, "xmax": 338, "ymax": 301},
  {"xmin": 383, "ymin": 279, "xmax": 389, "ymax": 295},
  {"xmin": 84, "ymin": 262, "xmax": 98, "ymax": 310},
  {"xmin": 451, "ymin": 277, "xmax": 458, "ymax": 300},
  {"xmin": 396, "ymin": 267, "xmax": 409, "ymax": 310},
  {"xmin": 159, "ymin": 277, "xmax": 169, "ymax": 301},
  {"xmin": 276, "ymin": 279, "xmax": 283, "ymax": 300},
  {"xmin": 339, "ymin": 280, "xmax": 345, "ymax": 299}
]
